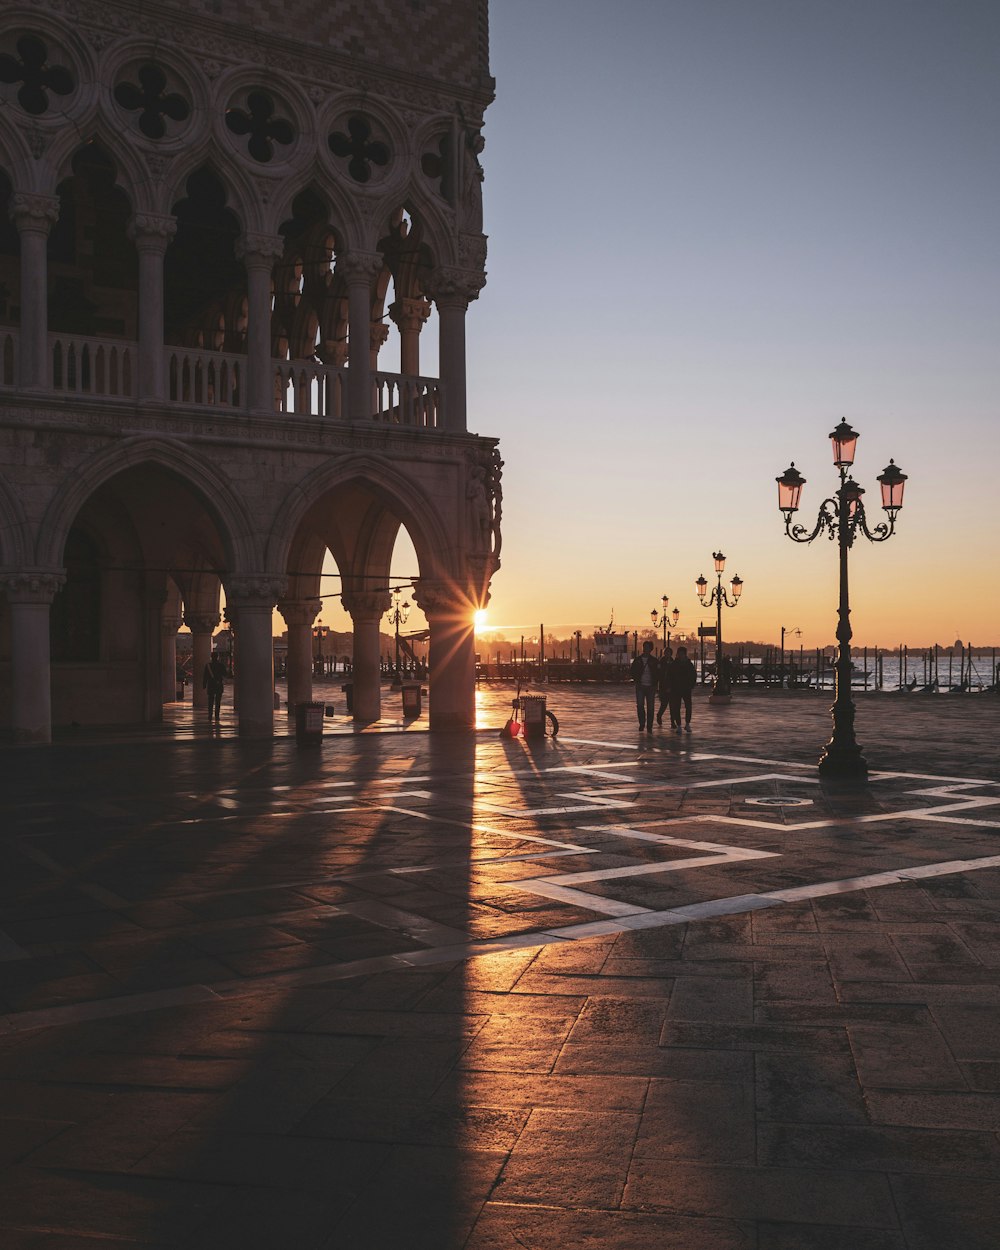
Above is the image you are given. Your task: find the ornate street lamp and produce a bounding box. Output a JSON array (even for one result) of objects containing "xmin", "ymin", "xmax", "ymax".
[
  {"xmin": 696, "ymin": 551, "xmax": 743, "ymax": 701},
  {"xmin": 384, "ymin": 589, "xmax": 410, "ymax": 681},
  {"xmin": 776, "ymin": 422, "xmax": 907, "ymax": 779},
  {"xmin": 650, "ymin": 594, "xmax": 680, "ymax": 650}
]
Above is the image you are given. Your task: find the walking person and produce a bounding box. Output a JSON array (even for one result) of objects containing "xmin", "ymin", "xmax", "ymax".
[
  {"xmin": 667, "ymin": 645, "xmax": 698, "ymax": 733},
  {"xmin": 655, "ymin": 646, "xmax": 673, "ymax": 726},
  {"xmin": 630, "ymin": 640, "xmax": 659, "ymax": 733},
  {"xmin": 203, "ymin": 652, "xmax": 227, "ymax": 722}
]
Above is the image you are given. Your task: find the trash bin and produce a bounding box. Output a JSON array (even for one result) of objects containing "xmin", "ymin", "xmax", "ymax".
[
  {"xmin": 520, "ymin": 694, "xmax": 547, "ymax": 740},
  {"xmin": 401, "ymin": 682, "xmax": 425, "ymax": 718},
  {"xmin": 341, "ymin": 683, "xmax": 354, "ymax": 714},
  {"xmin": 295, "ymin": 701, "xmax": 325, "ymax": 745}
]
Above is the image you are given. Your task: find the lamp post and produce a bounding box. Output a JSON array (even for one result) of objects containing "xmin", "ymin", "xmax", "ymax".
[
  {"xmin": 384, "ymin": 589, "xmax": 410, "ymax": 681},
  {"xmin": 650, "ymin": 595, "xmax": 680, "ymax": 652},
  {"xmin": 776, "ymin": 420, "xmax": 907, "ymax": 780},
  {"xmin": 780, "ymin": 625, "xmax": 801, "ymax": 682},
  {"xmin": 312, "ymin": 623, "xmax": 330, "ymax": 675},
  {"xmin": 696, "ymin": 552, "xmax": 743, "ymax": 702}
]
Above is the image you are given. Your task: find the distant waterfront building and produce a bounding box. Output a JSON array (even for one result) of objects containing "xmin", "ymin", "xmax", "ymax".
[{"xmin": 0, "ymin": 0, "xmax": 500, "ymax": 741}]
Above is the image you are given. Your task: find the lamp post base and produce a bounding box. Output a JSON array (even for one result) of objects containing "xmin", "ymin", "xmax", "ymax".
[
  {"xmin": 709, "ymin": 690, "xmax": 732, "ymax": 704},
  {"xmin": 818, "ymin": 741, "xmax": 869, "ymax": 781}
]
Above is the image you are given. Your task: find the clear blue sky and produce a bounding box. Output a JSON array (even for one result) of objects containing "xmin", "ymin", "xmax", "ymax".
[{"xmin": 459, "ymin": 0, "xmax": 1000, "ymax": 648}]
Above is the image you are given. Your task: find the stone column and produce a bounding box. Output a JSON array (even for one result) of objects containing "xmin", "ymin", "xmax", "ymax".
[
  {"xmin": 161, "ymin": 609, "xmax": 182, "ymax": 704},
  {"xmin": 389, "ymin": 296, "xmax": 431, "ymax": 377},
  {"xmin": 1, "ymin": 570, "xmax": 65, "ymax": 744},
  {"xmin": 128, "ymin": 213, "xmax": 176, "ymax": 402},
  {"xmin": 342, "ymin": 590, "xmax": 390, "ymax": 723},
  {"xmin": 425, "ymin": 267, "xmax": 485, "ymax": 433},
  {"xmin": 277, "ymin": 598, "xmax": 321, "ymax": 713},
  {"xmin": 337, "ymin": 252, "xmax": 382, "ymax": 421},
  {"xmin": 413, "ymin": 578, "xmax": 477, "ymax": 732},
  {"xmin": 226, "ymin": 576, "xmax": 285, "ymax": 738},
  {"xmin": 10, "ymin": 193, "xmax": 60, "ymax": 391},
  {"xmin": 184, "ymin": 614, "xmax": 219, "ymax": 709},
  {"xmin": 237, "ymin": 233, "xmax": 284, "ymax": 414}
]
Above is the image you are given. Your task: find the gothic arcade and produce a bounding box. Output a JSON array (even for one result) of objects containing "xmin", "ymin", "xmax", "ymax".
[{"xmin": 0, "ymin": 0, "xmax": 500, "ymax": 741}]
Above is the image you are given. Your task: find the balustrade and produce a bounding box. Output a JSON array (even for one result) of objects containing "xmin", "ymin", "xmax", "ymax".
[
  {"xmin": 166, "ymin": 347, "xmax": 243, "ymax": 408},
  {"xmin": 0, "ymin": 333, "xmax": 443, "ymax": 433},
  {"xmin": 50, "ymin": 334, "xmax": 135, "ymax": 398},
  {"xmin": 273, "ymin": 360, "xmax": 345, "ymax": 419},
  {"xmin": 372, "ymin": 371, "xmax": 443, "ymax": 429}
]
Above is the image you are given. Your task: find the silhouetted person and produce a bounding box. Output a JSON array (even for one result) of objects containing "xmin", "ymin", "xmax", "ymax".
[
  {"xmin": 656, "ymin": 646, "xmax": 673, "ymax": 725},
  {"xmin": 630, "ymin": 640, "xmax": 658, "ymax": 732},
  {"xmin": 667, "ymin": 646, "xmax": 697, "ymax": 732},
  {"xmin": 203, "ymin": 654, "xmax": 227, "ymax": 721}
]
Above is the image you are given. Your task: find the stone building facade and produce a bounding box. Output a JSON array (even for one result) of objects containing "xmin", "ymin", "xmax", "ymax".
[{"xmin": 0, "ymin": 0, "xmax": 500, "ymax": 741}]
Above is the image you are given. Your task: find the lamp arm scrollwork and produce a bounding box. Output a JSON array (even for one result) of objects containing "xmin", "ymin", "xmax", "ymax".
[
  {"xmin": 853, "ymin": 502, "xmax": 896, "ymax": 543},
  {"xmin": 785, "ymin": 497, "xmax": 839, "ymax": 544}
]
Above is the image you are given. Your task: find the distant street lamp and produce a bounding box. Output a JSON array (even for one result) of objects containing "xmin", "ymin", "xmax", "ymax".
[
  {"xmin": 776, "ymin": 420, "xmax": 907, "ymax": 779},
  {"xmin": 385, "ymin": 589, "xmax": 410, "ymax": 680},
  {"xmin": 312, "ymin": 623, "xmax": 330, "ymax": 674},
  {"xmin": 696, "ymin": 552, "xmax": 743, "ymax": 701},
  {"xmin": 650, "ymin": 595, "xmax": 680, "ymax": 650},
  {"xmin": 780, "ymin": 625, "xmax": 801, "ymax": 673}
]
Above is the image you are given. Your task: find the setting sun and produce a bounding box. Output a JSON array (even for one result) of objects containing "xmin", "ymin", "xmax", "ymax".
[{"xmin": 474, "ymin": 609, "xmax": 489, "ymax": 632}]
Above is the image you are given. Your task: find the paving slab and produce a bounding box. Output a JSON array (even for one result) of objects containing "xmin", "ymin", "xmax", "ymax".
[{"xmin": 0, "ymin": 683, "xmax": 998, "ymax": 1246}]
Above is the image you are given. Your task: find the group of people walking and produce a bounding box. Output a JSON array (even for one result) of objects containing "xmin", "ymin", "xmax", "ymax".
[{"xmin": 630, "ymin": 641, "xmax": 697, "ymax": 733}]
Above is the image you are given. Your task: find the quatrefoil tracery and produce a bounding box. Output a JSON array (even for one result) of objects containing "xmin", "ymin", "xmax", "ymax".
[
  {"xmin": 328, "ymin": 116, "xmax": 389, "ymax": 183},
  {"xmin": 114, "ymin": 63, "xmax": 190, "ymax": 140},
  {"xmin": 225, "ymin": 90, "xmax": 295, "ymax": 163},
  {"xmin": 0, "ymin": 34, "xmax": 74, "ymax": 116}
]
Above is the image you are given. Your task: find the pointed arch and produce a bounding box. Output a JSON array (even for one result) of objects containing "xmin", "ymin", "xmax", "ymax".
[
  {"xmin": 266, "ymin": 453, "xmax": 455, "ymax": 582},
  {"xmin": 34, "ymin": 436, "xmax": 258, "ymax": 571}
]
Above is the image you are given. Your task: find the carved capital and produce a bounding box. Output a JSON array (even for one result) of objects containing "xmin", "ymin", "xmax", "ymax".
[
  {"xmin": 424, "ymin": 266, "xmax": 486, "ymax": 309},
  {"xmin": 226, "ymin": 575, "xmax": 286, "ymax": 607},
  {"xmin": 236, "ymin": 232, "xmax": 285, "ymax": 267},
  {"xmin": 336, "ymin": 251, "xmax": 384, "ymax": 285},
  {"xmin": 184, "ymin": 613, "xmax": 220, "ymax": 636},
  {"xmin": 389, "ymin": 297, "xmax": 431, "ymax": 334},
  {"xmin": 411, "ymin": 578, "xmax": 470, "ymax": 620},
  {"xmin": 128, "ymin": 213, "xmax": 178, "ymax": 250},
  {"xmin": 1, "ymin": 569, "xmax": 65, "ymax": 604},
  {"xmin": 10, "ymin": 193, "xmax": 60, "ymax": 234},
  {"xmin": 341, "ymin": 589, "xmax": 391, "ymax": 620},
  {"xmin": 369, "ymin": 321, "xmax": 390, "ymax": 352},
  {"xmin": 277, "ymin": 598, "xmax": 322, "ymax": 629}
]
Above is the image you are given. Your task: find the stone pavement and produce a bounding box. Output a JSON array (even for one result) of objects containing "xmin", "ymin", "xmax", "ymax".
[{"xmin": 1, "ymin": 684, "xmax": 999, "ymax": 1248}]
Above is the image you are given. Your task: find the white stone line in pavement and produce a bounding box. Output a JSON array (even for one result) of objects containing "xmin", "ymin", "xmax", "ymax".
[
  {"xmin": 473, "ymin": 792, "xmax": 638, "ymax": 818},
  {"xmin": 6, "ymin": 849, "xmax": 1000, "ymax": 1036}
]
